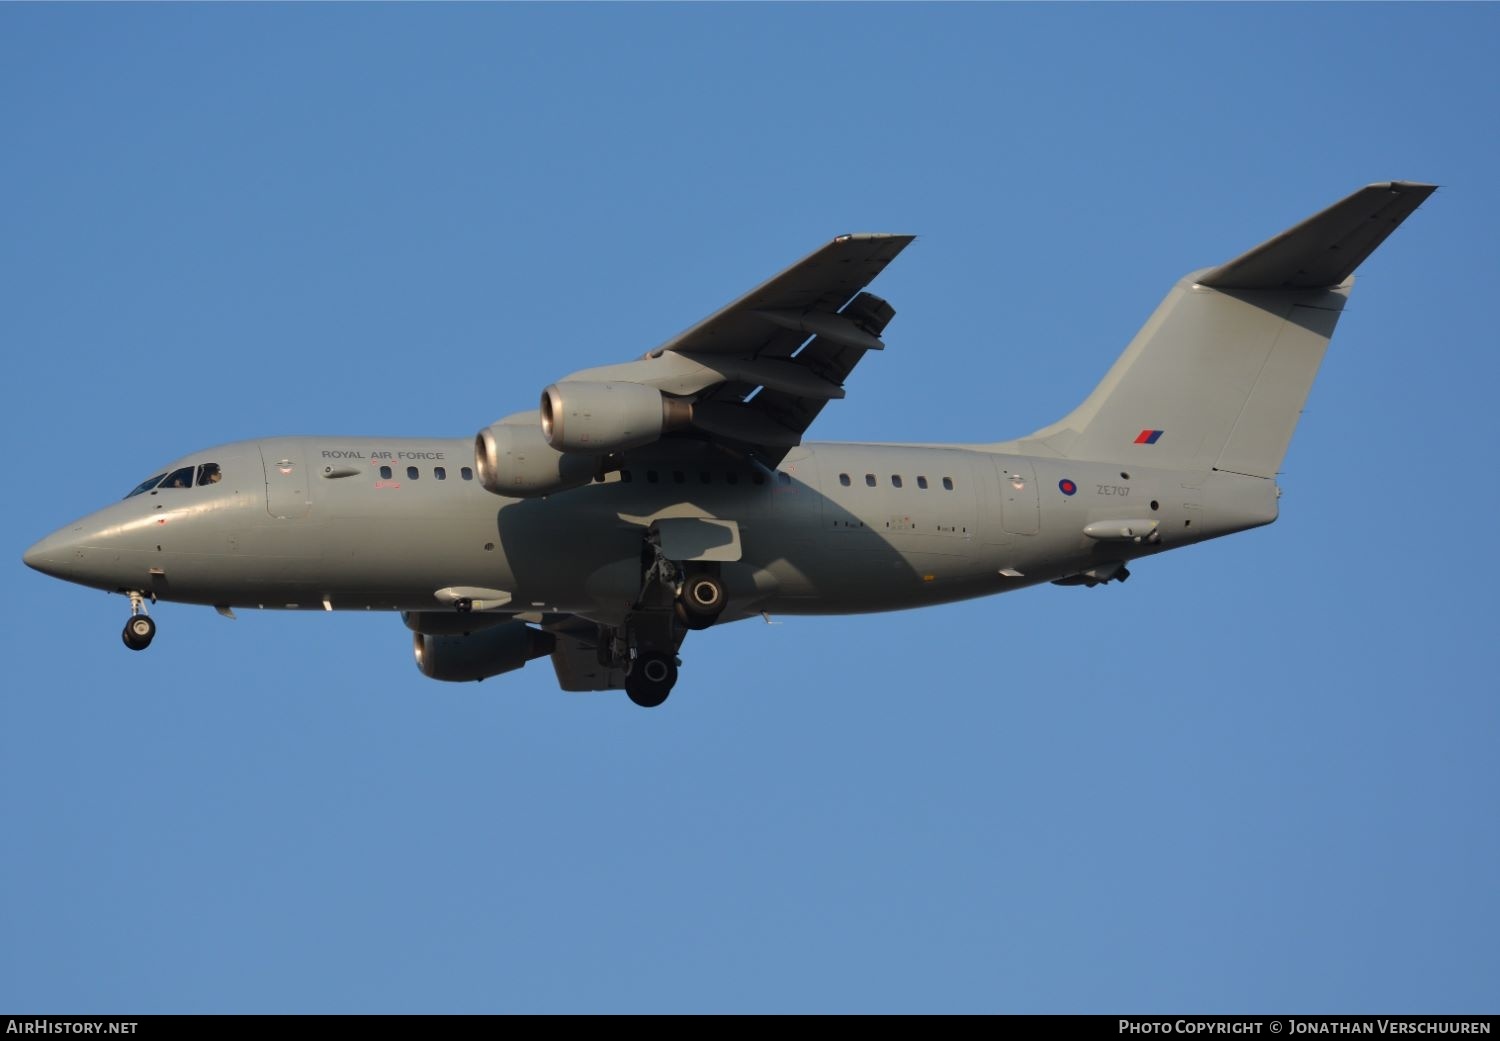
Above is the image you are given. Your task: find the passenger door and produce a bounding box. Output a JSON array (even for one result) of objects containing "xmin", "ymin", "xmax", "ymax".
[
  {"xmin": 995, "ymin": 458, "xmax": 1039, "ymax": 535},
  {"xmin": 260, "ymin": 442, "xmax": 312, "ymax": 519}
]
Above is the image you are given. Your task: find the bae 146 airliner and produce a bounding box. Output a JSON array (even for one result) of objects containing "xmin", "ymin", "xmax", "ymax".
[{"xmin": 24, "ymin": 181, "xmax": 1434, "ymax": 706}]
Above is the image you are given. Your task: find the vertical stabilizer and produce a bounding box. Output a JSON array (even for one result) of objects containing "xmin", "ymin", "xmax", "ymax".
[{"xmin": 1012, "ymin": 182, "xmax": 1434, "ymax": 478}]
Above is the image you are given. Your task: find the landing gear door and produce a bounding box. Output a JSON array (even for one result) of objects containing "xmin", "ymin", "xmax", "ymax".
[
  {"xmin": 260, "ymin": 443, "xmax": 312, "ymax": 519},
  {"xmin": 655, "ymin": 517, "xmax": 742, "ymax": 562},
  {"xmin": 995, "ymin": 458, "xmax": 1039, "ymax": 535}
]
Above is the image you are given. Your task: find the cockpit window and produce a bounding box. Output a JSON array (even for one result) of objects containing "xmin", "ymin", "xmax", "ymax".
[
  {"xmin": 124, "ymin": 462, "xmax": 223, "ymax": 499},
  {"xmin": 125, "ymin": 473, "xmax": 167, "ymax": 499}
]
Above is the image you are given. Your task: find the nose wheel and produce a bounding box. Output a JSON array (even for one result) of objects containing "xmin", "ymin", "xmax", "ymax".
[
  {"xmin": 121, "ymin": 592, "xmax": 156, "ymax": 651},
  {"xmin": 122, "ymin": 615, "xmax": 156, "ymax": 651}
]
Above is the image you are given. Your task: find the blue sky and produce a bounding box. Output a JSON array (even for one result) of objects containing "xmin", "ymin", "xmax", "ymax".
[{"xmin": 3, "ymin": 4, "xmax": 1496, "ymax": 1013}]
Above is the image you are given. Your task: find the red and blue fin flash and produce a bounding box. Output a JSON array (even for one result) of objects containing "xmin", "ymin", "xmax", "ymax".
[{"xmin": 1134, "ymin": 429, "xmax": 1165, "ymax": 445}]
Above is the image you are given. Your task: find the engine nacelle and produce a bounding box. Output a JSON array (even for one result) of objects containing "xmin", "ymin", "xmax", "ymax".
[
  {"xmin": 474, "ymin": 422, "xmax": 597, "ymax": 498},
  {"xmin": 412, "ymin": 621, "xmax": 556, "ymax": 682},
  {"xmin": 541, "ymin": 380, "xmax": 690, "ymax": 454}
]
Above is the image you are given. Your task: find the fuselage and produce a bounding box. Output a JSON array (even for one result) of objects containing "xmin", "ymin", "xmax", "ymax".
[{"xmin": 24, "ymin": 434, "xmax": 1278, "ymax": 626}]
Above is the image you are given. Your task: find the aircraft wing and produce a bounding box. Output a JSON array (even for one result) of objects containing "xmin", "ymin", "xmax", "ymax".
[
  {"xmin": 655, "ymin": 232, "xmax": 913, "ymax": 357},
  {"xmin": 545, "ymin": 233, "xmax": 914, "ymax": 466}
]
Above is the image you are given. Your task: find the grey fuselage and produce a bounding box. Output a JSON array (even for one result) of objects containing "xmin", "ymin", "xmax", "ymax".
[{"xmin": 25, "ymin": 434, "xmax": 1277, "ymax": 625}]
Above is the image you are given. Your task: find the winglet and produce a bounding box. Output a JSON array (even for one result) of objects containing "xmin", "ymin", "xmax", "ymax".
[{"xmin": 1197, "ymin": 181, "xmax": 1436, "ymax": 290}]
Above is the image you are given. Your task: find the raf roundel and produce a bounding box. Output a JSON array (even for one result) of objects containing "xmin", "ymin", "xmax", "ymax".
[{"xmin": 1058, "ymin": 478, "xmax": 1078, "ymax": 496}]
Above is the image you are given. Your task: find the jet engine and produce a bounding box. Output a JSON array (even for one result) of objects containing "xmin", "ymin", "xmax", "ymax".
[
  {"xmin": 474, "ymin": 422, "xmax": 598, "ymax": 498},
  {"xmin": 412, "ymin": 621, "xmax": 556, "ymax": 682},
  {"xmin": 541, "ymin": 380, "xmax": 691, "ymax": 454}
]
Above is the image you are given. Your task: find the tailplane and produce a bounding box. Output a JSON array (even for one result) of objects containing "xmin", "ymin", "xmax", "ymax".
[{"xmin": 1011, "ymin": 182, "xmax": 1435, "ymax": 478}]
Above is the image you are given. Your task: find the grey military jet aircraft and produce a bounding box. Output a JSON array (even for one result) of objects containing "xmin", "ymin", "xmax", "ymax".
[{"xmin": 24, "ymin": 182, "xmax": 1433, "ymax": 707}]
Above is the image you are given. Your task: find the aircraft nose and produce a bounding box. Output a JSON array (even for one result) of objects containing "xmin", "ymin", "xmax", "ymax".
[{"xmin": 23, "ymin": 526, "xmax": 88, "ymax": 580}]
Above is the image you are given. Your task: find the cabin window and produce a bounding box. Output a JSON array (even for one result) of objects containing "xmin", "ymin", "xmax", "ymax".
[
  {"xmin": 196, "ymin": 463, "xmax": 223, "ymax": 486},
  {"xmin": 726, "ymin": 472, "xmax": 739, "ymax": 485},
  {"xmin": 865, "ymin": 474, "xmax": 876, "ymax": 487},
  {"xmin": 460, "ymin": 466, "xmax": 473, "ymax": 481},
  {"xmin": 673, "ymin": 470, "xmax": 686, "ymax": 484},
  {"xmin": 700, "ymin": 471, "xmax": 712, "ymax": 484},
  {"xmin": 891, "ymin": 475, "xmax": 903, "ymax": 489},
  {"xmin": 647, "ymin": 470, "xmax": 659, "ymax": 483},
  {"xmin": 839, "ymin": 473, "xmax": 851, "ymax": 487},
  {"xmin": 917, "ymin": 476, "xmax": 928, "ymax": 490},
  {"xmin": 407, "ymin": 466, "xmax": 420, "ymax": 480},
  {"xmin": 753, "ymin": 472, "xmax": 765, "ymax": 486},
  {"xmin": 434, "ymin": 466, "xmax": 446, "ymax": 480},
  {"xmin": 380, "ymin": 466, "xmax": 393, "ymax": 479},
  {"xmin": 942, "ymin": 477, "xmax": 954, "ymax": 490},
  {"xmin": 161, "ymin": 466, "xmax": 195, "ymax": 490},
  {"xmin": 621, "ymin": 469, "xmax": 634, "ymax": 483}
]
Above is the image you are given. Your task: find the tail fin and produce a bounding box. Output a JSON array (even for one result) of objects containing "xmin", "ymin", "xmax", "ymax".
[{"xmin": 1013, "ymin": 182, "xmax": 1435, "ymax": 478}]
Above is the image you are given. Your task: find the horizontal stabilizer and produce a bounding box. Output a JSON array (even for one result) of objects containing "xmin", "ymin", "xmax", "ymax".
[{"xmin": 1197, "ymin": 181, "xmax": 1436, "ymax": 290}]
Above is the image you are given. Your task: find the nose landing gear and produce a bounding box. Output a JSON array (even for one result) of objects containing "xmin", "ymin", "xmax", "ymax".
[{"xmin": 121, "ymin": 592, "xmax": 156, "ymax": 651}]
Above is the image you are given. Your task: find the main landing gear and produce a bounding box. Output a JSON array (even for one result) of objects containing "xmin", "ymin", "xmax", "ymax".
[
  {"xmin": 625, "ymin": 652, "xmax": 678, "ymax": 709},
  {"xmin": 121, "ymin": 592, "xmax": 156, "ymax": 651},
  {"xmin": 611, "ymin": 533, "xmax": 731, "ymax": 707},
  {"xmin": 676, "ymin": 573, "xmax": 726, "ymax": 631}
]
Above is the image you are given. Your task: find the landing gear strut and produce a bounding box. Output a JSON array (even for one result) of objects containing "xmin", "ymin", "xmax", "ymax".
[
  {"xmin": 614, "ymin": 530, "xmax": 724, "ymax": 707},
  {"xmin": 121, "ymin": 592, "xmax": 156, "ymax": 651}
]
